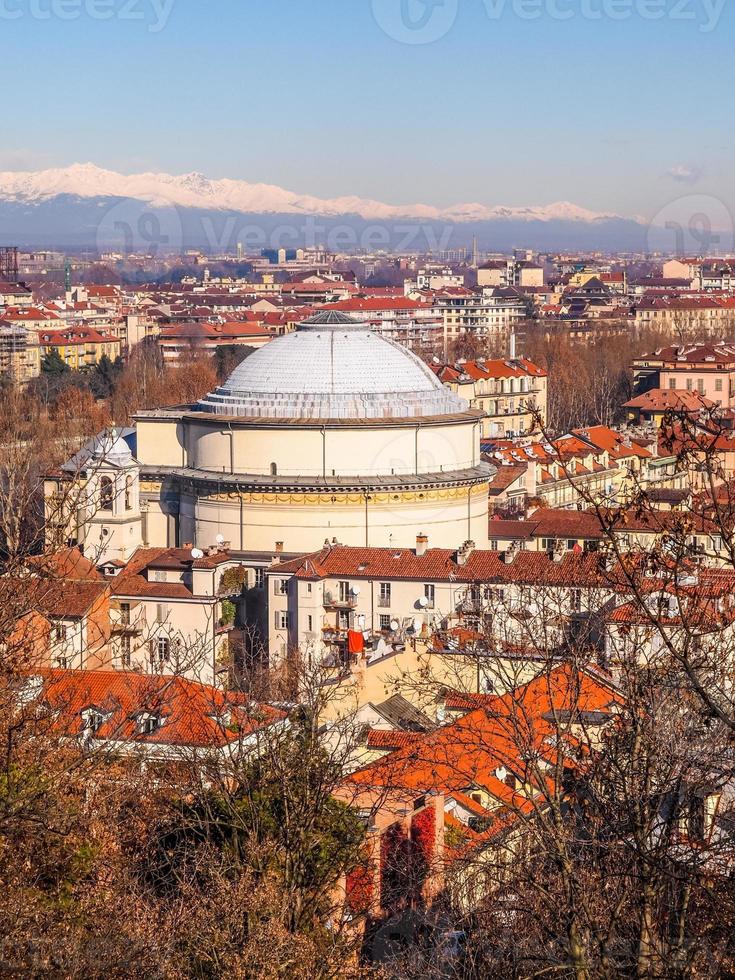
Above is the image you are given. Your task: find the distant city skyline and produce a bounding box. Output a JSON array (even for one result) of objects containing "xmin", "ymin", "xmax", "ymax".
[{"xmin": 1, "ymin": 0, "xmax": 733, "ymax": 225}]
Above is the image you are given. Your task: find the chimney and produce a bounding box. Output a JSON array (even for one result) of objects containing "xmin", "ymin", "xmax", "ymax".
[
  {"xmin": 456, "ymin": 540, "xmax": 475, "ymax": 566},
  {"xmin": 275, "ymin": 541, "xmax": 284, "ymax": 554},
  {"xmin": 502, "ymin": 542, "xmax": 518, "ymax": 564},
  {"xmin": 416, "ymin": 533, "xmax": 429, "ymax": 557}
]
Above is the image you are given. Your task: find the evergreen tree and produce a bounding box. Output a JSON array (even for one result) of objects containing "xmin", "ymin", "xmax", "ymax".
[{"xmin": 40, "ymin": 349, "xmax": 69, "ymax": 376}]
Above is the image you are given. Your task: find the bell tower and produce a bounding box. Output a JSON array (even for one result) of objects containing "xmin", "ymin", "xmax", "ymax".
[{"xmin": 83, "ymin": 429, "xmax": 143, "ymax": 565}]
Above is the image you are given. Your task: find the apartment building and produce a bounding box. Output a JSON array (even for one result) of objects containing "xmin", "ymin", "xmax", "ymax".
[
  {"xmin": 157, "ymin": 320, "xmax": 275, "ymax": 363},
  {"xmin": 632, "ymin": 295, "xmax": 735, "ymax": 337},
  {"xmin": 265, "ymin": 540, "xmax": 609, "ymax": 667},
  {"xmin": 37, "ymin": 327, "xmax": 121, "ymax": 370},
  {"xmin": 0, "ymin": 322, "xmax": 39, "ymax": 383},
  {"xmin": 484, "ymin": 425, "xmax": 658, "ymax": 511},
  {"xmin": 477, "ymin": 259, "xmax": 544, "ymax": 289},
  {"xmin": 321, "ymin": 296, "xmax": 444, "ymax": 352},
  {"xmin": 107, "ymin": 546, "xmax": 252, "ymax": 687},
  {"xmin": 432, "ymin": 287, "xmax": 528, "ymax": 350},
  {"xmin": 433, "ymin": 354, "xmax": 548, "ymax": 438},
  {"xmin": 632, "ymin": 343, "xmax": 735, "ymax": 408}
]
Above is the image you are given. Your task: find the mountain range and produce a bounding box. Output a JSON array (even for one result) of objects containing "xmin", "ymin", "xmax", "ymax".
[{"xmin": 0, "ymin": 163, "xmax": 655, "ymax": 252}]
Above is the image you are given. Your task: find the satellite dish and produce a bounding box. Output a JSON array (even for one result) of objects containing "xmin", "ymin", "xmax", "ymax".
[
  {"xmin": 350, "ymin": 585, "xmax": 361, "ymax": 596},
  {"xmin": 191, "ymin": 548, "xmax": 204, "ymax": 560},
  {"xmin": 418, "ymin": 595, "xmax": 429, "ymax": 608},
  {"xmin": 215, "ymin": 533, "xmax": 225, "ymax": 545},
  {"xmin": 390, "ymin": 619, "xmax": 400, "ymax": 632}
]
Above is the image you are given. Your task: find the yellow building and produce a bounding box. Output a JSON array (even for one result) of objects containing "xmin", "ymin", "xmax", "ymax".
[{"xmin": 37, "ymin": 327, "xmax": 121, "ymax": 370}]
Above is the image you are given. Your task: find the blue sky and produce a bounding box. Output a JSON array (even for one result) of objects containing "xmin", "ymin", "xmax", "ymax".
[{"xmin": 4, "ymin": 0, "xmax": 734, "ymax": 221}]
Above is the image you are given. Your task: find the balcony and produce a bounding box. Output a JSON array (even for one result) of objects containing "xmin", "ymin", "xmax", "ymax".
[
  {"xmin": 111, "ymin": 616, "xmax": 145, "ymax": 636},
  {"xmin": 323, "ymin": 589, "xmax": 358, "ymax": 610}
]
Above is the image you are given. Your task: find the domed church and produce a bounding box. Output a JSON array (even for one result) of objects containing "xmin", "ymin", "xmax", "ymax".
[{"xmin": 105, "ymin": 312, "xmax": 493, "ymax": 554}]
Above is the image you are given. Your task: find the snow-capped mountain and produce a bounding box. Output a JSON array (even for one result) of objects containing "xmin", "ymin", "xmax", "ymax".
[{"xmin": 0, "ymin": 162, "xmax": 622, "ymax": 224}]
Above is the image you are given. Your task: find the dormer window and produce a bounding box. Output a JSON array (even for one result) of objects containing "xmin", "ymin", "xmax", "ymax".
[
  {"xmin": 136, "ymin": 712, "xmax": 161, "ymax": 736},
  {"xmin": 81, "ymin": 707, "xmax": 105, "ymax": 735}
]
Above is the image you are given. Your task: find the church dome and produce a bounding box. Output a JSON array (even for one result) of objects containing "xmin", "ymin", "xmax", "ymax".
[{"xmin": 196, "ymin": 312, "xmax": 468, "ymax": 420}]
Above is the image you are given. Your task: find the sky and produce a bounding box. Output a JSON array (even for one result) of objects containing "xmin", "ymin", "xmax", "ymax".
[{"xmin": 3, "ymin": 0, "xmax": 734, "ymax": 222}]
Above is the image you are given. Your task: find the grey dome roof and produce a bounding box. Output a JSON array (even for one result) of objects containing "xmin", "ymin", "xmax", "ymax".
[{"xmin": 196, "ymin": 314, "xmax": 469, "ymax": 420}]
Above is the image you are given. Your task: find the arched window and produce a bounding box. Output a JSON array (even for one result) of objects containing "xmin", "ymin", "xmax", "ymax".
[
  {"xmin": 100, "ymin": 476, "xmax": 113, "ymax": 512},
  {"xmin": 125, "ymin": 476, "xmax": 133, "ymax": 511},
  {"xmin": 270, "ymin": 462, "xmax": 278, "ymax": 476}
]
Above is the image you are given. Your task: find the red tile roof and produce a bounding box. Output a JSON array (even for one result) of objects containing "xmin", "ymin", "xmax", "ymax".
[
  {"xmin": 33, "ymin": 669, "xmax": 285, "ymax": 749},
  {"xmin": 348, "ymin": 664, "xmax": 620, "ymax": 804},
  {"xmin": 271, "ymin": 545, "xmax": 605, "ymax": 588},
  {"xmin": 366, "ymin": 729, "xmax": 422, "ymax": 750},
  {"xmin": 0, "ymin": 577, "xmax": 108, "ymax": 619},
  {"xmin": 624, "ymin": 389, "xmax": 714, "ymax": 413}
]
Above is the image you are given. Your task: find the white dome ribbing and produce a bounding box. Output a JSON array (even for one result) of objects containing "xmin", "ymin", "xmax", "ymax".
[{"xmin": 196, "ymin": 312, "xmax": 468, "ymax": 420}]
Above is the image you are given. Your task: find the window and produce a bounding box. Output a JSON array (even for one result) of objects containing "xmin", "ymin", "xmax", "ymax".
[
  {"xmin": 697, "ymin": 378, "xmax": 705, "ymax": 394},
  {"xmin": 138, "ymin": 713, "xmax": 160, "ymax": 736},
  {"xmin": 275, "ymin": 610, "xmax": 289, "ymax": 630},
  {"xmin": 125, "ymin": 475, "xmax": 133, "ymax": 511},
  {"xmin": 120, "ymin": 634, "xmax": 131, "ymax": 668},
  {"xmin": 306, "ymin": 582, "xmax": 312, "ymax": 594},
  {"xmin": 82, "ymin": 709, "xmax": 104, "ymax": 735},
  {"xmin": 424, "ymin": 584, "xmax": 435, "ymax": 608},
  {"xmin": 307, "ymin": 615, "xmax": 313, "ymax": 632},
  {"xmin": 668, "ymin": 378, "xmax": 676, "ymax": 390},
  {"xmin": 254, "ymin": 568, "xmax": 265, "ymax": 589},
  {"xmin": 686, "ymin": 378, "xmax": 693, "ymax": 391},
  {"xmin": 156, "ymin": 636, "xmax": 170, "ymax": 663},
  {"xmin": 270, "ymin": 462, "xmax": 278, "ymax": 476},
  {"xmin": 119, "ymin": 602, "xmax": 130, "ymax": 626},
  {"xmin": 275, "ymin": 578, "xmax": 288, "ymax": 595},
  {"xmin": 156, "ymin": 603, "xmax": 169, "ymax": 623},
  {"xmin": 379, "ymin": 614, "xmax": 391, "ymax": 631},
  {"xmin": 570, "ymin": 589, "xmax": 582, "ymax": 612},
  {"xmin": 100, "ymin": 476, "xmax": 113, "ymax": 512},
  {"xmin": 378, "ymin": 582, "xmax": 391, "ymax": 607},
  {"xmin": 338, "ymin": 580, "xmax": 350, "ymax": 602},
  {"xmin": 54, "ymin": 623, "xmax": 67, "ymax": 642}
]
